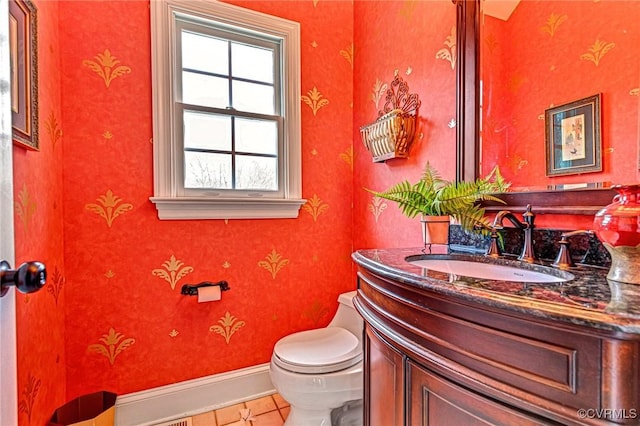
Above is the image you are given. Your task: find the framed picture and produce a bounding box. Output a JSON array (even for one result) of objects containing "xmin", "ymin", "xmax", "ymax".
[
  {"xmin": 545, "ymin": 94, "xmax": 601, "ymax": 177},
  {"xmin": 9, "ymin": 0, "xmax": 38, "ymax": 150}
]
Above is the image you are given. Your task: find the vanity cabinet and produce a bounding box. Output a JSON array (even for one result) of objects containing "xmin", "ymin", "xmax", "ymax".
[{"xmin": 353, "ymin": 252, "xmax": 640, "ymax": 426}]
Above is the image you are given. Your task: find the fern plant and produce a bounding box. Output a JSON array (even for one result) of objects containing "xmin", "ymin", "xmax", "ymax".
[{"xmin": 367, "ymin": 163, "xmax": 510, "ymax": 233}]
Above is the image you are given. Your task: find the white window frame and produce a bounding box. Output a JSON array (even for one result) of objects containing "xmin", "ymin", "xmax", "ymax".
[{"xmin": 150, "ymin": 0, "xmax": 304, "ymax": 219}]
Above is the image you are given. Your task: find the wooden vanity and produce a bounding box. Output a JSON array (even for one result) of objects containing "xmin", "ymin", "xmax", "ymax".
[{"xmin": 352, "ymin": 248, "xmax": 640, "ymax": 425}]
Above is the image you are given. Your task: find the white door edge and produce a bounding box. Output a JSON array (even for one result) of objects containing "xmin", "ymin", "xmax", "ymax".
[{"xmin": 0, "ymin": 0, "xmax": 18, "ymax": 423}]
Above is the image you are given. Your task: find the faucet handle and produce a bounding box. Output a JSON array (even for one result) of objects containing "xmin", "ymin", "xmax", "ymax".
[
  {"xmin": 551, "ymin": 230, "xmax": 594, "ymax": 269},
  {"xmin": 485, "ymin": 229, "xmax": 502, "ymax": 258},
  {"xmin": 523, "ymin": 204, "xmax": 535, "ymax": 227},
  {"xmin": 474, "ymin": 223, "xmax": 503, "ymax": 258}
]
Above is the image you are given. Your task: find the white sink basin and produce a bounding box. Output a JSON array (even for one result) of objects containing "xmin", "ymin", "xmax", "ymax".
[{"xmin": 408, "ymin": 258, "xmax": 573, "ymax": 283}]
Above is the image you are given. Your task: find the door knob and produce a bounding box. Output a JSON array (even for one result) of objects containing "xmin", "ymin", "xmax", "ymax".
[{"xmin": 0, "ymin": 260, "xmax": 46, "ymax": 297}]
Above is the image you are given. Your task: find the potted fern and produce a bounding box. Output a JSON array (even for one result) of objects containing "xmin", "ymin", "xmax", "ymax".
[{"xmin": 367, "ymin": 163, "xmax": 510, "ymax": 245}]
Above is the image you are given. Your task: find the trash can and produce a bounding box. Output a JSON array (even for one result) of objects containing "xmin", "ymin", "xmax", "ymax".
[{"xmin": 49, "ymin": 391, "xmax": 117, "ymax": 426}]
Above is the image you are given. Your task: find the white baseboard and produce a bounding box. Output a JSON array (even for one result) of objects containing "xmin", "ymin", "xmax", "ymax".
[{"xmin": 115, "ymin": 363, "xmax": 275, "ymax": 426}]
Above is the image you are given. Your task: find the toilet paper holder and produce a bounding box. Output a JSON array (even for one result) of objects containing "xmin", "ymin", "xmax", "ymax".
[{"xmin": 181, "ymin": 280, "xmax": 230, "ymax": 296}]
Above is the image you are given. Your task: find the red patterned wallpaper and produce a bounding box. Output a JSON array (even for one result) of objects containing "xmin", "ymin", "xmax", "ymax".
[
  {"xmin": 15, "ymin": 0, "xmax": 354, "ymax": 424},
  {"xmin": 481, "ymin": 0, "xmax": 640, "ymax": 189},
  {"xmin": 352, "ymin": 0, "xmax": 458, "ymax": 250},
  {"xmin": 57, "ymin": 0, "xmax": 354, "ymax": 398}
]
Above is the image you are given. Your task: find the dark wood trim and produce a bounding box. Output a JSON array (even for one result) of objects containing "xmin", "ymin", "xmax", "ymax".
[
  {"xmin": 482, "ymin": 188, "xmax": 617, "ymax": 215},
  {"xmin": 455, "ymin": 0, "xmax": 480, "ymax": 183}
]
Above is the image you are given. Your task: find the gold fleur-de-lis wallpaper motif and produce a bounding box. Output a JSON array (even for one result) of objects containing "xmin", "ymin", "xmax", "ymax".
[
  {"xmin": 339, "ymin": 146, "xmax": 353, "ymax": 170},
  {"xmin": 152, "ymin": 255, "xmax": 194, "ymax": 290},
  {"xmin": 258, "ymin": 249, "xmax": 289, "ymax": 279},
  {"xmin": 369, "ymin": 196, "xmax": 387, "ymax": 222},
  {"xmin": 302, "ymin": 194, "xmax": 329, "ymax": 222},
  {"xmin": 630, "ymin": 88, "xmax": 639, "ymax": 96},
  {"xmin": 303, "ymin": 300, "xmax": 330, "ymax": 326},
  {"xmin": 88, "ymin": 328, "xmax": 136, "ymax": 365},
  {"xmin": 169, "ymin": 329, "xmax": 179, "ymax": 338},
  {"xmin": 210, "ymin": 312, "xmax": 245, "ymax": 344},
  {"xmin": 508, "ymin": 74, "xmax": 527, "ymax": 94},
  {"xmin": 82, "ymin": 49, "xmax": 132, "ymax": 87},
  {"xmin": 371, "ymin": 79, "xmax": 388, "ymax": 109},
  {"xmin": 45, "ymin": 111, "xmax": 62, "ymax": 149},
  {"xmin": 15, "ymin": 183, "xmax": 36, "ymax": 231},
  {"xmin": 105, "ymin": 269, "xmax": 115, "ymax": 278},
  {"xmin": 399, "ymin": 0, "xmax": 417, "ymax": 20},
  {"xmin": 506, "ymin": 155, "xmax": 529, "ymax": 173},
  {"xmin": 301, "ymin": 87, "xmax": 329, "ymax": 116},
  {"xmin": 103, "ymin": 131, "xmax": 113, "ymax": 140},
  {"xmin": 46, "ymin": 266, "xmax": 65, "ymax": 306},
  {"xmin": 541, "ymin": 13, "xmax": 567, "ymax": 37},
  {"xmin": 340, "ymin": 43, "xmax": 354, "ymax": 69},
  {"xmin": 18, "ymin": 373, "xmax": 40, "ymax": 424},
  {"xmin": 85, "ymin": 190, "xmax": 133, "ymax": 227},
  {"xmin": 484, "ymin": 32, "xmax": 498, "ymax": 55},
  {"xmin": 435, "ymin": 26, "xmax": 456, "ymax": 70},
  {"xmin": 580, "ymin": 38, "xmax": 615, "ymax": 66}
]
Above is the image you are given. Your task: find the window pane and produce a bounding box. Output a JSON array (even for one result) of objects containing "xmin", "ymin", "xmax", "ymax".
[
  {"xmin": 183, "ymin": 72, "xmax": 228, "ymax": 108},
  {"xmin": 235, "ymin": 118, "xmax": 277, "ymax": 155},
  {"xmin": 184, "ymin": 152, "xmax": 232, "ymax": 189},
  {"xmin": 232, "ymin": 80, "xmax": 274, "ymax": 114},
  {"xmin": 236, "ymin": 155, "xmax": 277, "ymax": 191},
  {"xmin": 184, "ymin": 111, "xmax": 231, "ymax": 151},
  {"xmin": 182, "ymin": 31, "xmax": 228, "ymax": 75},
  {"xmin": 232, "ymin": 42, "xmax": 274, "ymax": 83}
]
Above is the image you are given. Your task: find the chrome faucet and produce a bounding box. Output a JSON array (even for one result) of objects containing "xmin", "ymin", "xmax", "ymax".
[{"xmin": 491, "ymin": 204, "xmax": 536, "ymax": 263}]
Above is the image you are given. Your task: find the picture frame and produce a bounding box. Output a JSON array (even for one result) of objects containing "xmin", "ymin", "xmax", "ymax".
[
  {"xmin": 545, "ymin": 94, "xmax": 601, "ymax": 177},
  {"xmin": 9, "ymin": 0, "xmax": 38, "ymax": 150}
]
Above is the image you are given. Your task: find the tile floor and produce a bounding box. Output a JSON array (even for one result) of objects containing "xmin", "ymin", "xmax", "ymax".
[{"xmin": 191, "ymin": 393, "xmax": 290, "ymax": 426}]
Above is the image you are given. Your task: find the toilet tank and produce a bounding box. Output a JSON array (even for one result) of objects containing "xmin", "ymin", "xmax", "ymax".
[{"xmin": 328, "ymin": 290, "xmax": 363, "ymax": 339}]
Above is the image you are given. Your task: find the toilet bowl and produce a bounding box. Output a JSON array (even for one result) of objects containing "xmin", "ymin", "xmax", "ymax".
[{"xmin": 269, "ymin": 291, "xmax": 363, "ymax": 426}]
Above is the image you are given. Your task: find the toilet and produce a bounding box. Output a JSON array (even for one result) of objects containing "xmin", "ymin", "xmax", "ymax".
[{"xmin": 269, "ymin": 290, "xmax": 363, "ymax": 426}]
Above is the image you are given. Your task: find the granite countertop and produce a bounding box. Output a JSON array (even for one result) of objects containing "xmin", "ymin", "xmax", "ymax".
[{"xmin": 352, "ymin": 247, "xmax": 640, "ymax": 335}]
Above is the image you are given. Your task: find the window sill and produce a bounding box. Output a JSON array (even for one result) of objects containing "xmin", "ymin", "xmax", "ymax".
[{"xmin": 149, "ymin": 197, "xmax": 306, "ymax": 220}]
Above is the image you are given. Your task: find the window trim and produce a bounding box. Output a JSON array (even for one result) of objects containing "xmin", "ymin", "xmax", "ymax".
[{"xmin": 150, "ymin": 0, "xmax": 304, "ymax": 219}]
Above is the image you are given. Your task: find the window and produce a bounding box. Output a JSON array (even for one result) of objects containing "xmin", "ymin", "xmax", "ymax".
[{"xmin": 150, "ymin": 0, "xmax": 303, "ymax": 219}]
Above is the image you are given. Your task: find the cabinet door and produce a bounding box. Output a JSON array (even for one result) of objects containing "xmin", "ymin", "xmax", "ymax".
[
  {"xmin": 364, "ymin": 325, "xmax": 404, "ymax": 426},
  {"xmin": 408, "ymin": 361, "xmax": 558, "ymax": 426}
]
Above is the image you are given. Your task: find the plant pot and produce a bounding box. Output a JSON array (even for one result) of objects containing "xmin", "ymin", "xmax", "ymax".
[{"xmin": 420, "ymin": 215, "xmax": 450, "ymax": 246}]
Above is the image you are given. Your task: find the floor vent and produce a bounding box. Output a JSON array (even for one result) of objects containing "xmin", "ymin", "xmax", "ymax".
[{"xmin": 153, "ymin": 417, "xmax": 193, "ymax": 426}]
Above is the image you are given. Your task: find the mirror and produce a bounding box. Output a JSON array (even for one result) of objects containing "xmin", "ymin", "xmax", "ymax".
[{"xmin": 456, "ymin": 0, "xmax": 639, "ymax": 213}]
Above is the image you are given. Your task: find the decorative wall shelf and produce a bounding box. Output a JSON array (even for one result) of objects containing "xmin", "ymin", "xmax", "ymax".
[{"xmin": 360, "ymin": 74, "xmax": 421, "ymax": 162}]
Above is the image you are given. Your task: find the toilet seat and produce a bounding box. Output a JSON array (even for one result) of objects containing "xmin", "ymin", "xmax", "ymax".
[{"xmin": 273, "ymin": 327, "xmax": 362, "ymax": 374}]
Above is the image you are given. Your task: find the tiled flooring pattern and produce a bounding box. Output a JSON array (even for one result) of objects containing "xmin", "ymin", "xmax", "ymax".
[{"xmin": 192, "ymin": 393, "xmax": 290, "ymax": 426}]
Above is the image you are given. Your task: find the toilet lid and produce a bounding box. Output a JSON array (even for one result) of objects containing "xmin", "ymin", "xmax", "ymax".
[{"xmin": 273, "ymin": 327, "xmax": 362, "ymax": 374}]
